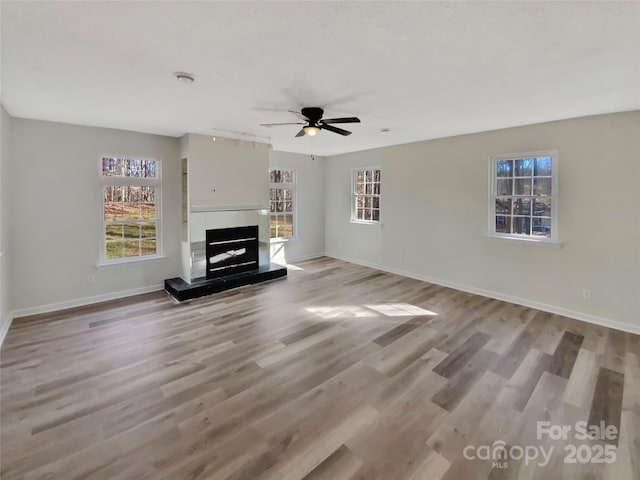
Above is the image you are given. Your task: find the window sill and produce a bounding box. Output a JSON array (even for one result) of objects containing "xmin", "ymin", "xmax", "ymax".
[
  {"xmin": 484, "ymin": 234, "xmax": 563, "ymax": 247},
  {"xmin": 96, "ymin": 255, "xmax": 167, "ymax": 268},
  {"xmin": 350, "ymin": 220, "xmax": 382, "ymax": 227}
]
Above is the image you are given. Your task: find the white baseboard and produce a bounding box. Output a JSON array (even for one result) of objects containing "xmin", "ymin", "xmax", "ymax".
[
  {"xmin": 326, "ymin": 252, "xmax": 640, "ymax": 336},
  {"xmin": 0, "ymin": 312, "xmax": 14, "ymax": 348},
  {"xmin": 10, "ymin": 284, "xmax": 165, "ymax": 320}
]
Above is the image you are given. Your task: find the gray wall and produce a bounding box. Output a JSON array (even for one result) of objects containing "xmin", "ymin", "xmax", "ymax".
[
  {"xmin": 269, "ymin": 151, "xmax": 326, "ymax": 263},
  {"xmin": 325, "ymin": 111, "xmax": 640, "ymax": 333},
  {"xmin": 9, "ymin": 118, "xmax": 181, "ymax": 312},
  {"xmin": 0, "ymin": 105, "xmax": 12, "ymax": 341}
]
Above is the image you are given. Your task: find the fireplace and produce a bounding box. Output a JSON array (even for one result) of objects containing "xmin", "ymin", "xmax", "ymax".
[
  {"xmin": 205, "ymin": 225, "xmax": 259, "ymax": 280},
  {"xmin": 166, "ymin": 210, "xmax": 286, "ymax": 301}
]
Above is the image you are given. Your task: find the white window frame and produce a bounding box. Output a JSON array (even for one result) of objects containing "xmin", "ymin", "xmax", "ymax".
[
  {"xmin": 269, "ymin": 169, "xmax": 296, "ymax": 241},
  {"xmin": 99, "ymin": 155, "xmax": 162, "ymax": 265},
  {"xmin": 488, "ymin": 150, "xmax": 559, "ymax": 244},
  {"xmin": 351, "ymin": 166, "xmax": 382, "ymax": 224}
]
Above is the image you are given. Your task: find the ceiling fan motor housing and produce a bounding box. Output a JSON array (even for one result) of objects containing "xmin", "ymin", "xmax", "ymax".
[{"xmin": 301, "ymin": 107, "xmax": 324, "ymax": 125}]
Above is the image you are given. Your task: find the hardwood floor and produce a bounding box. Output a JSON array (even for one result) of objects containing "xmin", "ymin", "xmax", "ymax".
[{"xmin": 1, "ymin": 257, "xmax": 638, "ymax": 480}]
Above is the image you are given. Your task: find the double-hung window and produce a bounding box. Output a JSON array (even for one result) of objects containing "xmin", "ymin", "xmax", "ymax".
[
  {"xmin": 489, "ymin": 151, "xmax": 557, "ymax": 241},
  {"xmin": 352, "ymin": 167, "xmax": 381, "ymax": 223},
  {"xmin": 101, "ymin": 156, "xmax": 160, "ymax": 262},
  {"xmin": 269, "ymin": 169, "xmax": 295, "ymax": 239}
]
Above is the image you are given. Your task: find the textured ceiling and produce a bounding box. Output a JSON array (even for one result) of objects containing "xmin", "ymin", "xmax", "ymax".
[{"xmin": 1, "ymin": 1, "xmax": 639, "ymax": 156}]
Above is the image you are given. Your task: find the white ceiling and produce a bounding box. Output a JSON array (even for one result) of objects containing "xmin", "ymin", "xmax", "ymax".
[{"xmin": 1, "ymin": 1, "xmax": 639, "ymax": 156}]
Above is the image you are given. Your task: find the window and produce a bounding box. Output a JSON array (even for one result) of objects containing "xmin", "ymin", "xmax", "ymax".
[
  {"xmin": 101, "ymin": 157, "xmax": 160, "ymax": 261},
  {"xmin": 489, "ymin": 151, "xmax": 557, "ymax": 240},
  {"xmin": 269, "ymin": 169, "xmax": 295, "ymax": 239},
  {"xmin": 352, "ymin": 167, "xmax": 381, "ymax": 223}
]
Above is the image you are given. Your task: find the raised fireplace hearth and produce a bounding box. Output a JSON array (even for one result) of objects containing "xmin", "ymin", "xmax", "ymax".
[{"xmin": 205, "ymin": 225, "xmax": 259, "ymax": 280}]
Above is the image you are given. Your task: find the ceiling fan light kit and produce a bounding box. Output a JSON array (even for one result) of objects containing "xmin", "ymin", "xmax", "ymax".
[
  {"xmin": 260, "ymin": 107, "xmax": 360, "ymax": 138},
  {"xmin": 303, "ymin": 126, "xmax": 320, "ymax": 136}
]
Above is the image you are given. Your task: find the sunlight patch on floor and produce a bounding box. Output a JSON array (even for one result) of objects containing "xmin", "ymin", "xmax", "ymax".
[
  {"xmin": 364, "ymin": 303, "xmax": 438, "ymax": 317},
  {"xmin": 305, "ymin": 305, "xmax": 379, "ymax": 319},
  {"xmin": 305, "ymin": 303, "xmax": 437, "ymax": 319},
  {"xmin": 283, "ymin": 263, "xmax": 305, "ymax": 271}
]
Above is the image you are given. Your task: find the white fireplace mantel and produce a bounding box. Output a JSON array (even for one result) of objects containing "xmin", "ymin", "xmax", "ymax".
[{"xmin": 190, "ymin": 204, "xmax": 268, "ymax": 213}]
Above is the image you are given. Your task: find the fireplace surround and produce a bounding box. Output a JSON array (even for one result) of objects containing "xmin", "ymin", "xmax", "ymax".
[{"xmin": 165, "ymin": 207, "xmax": 286, "ymax": 302}]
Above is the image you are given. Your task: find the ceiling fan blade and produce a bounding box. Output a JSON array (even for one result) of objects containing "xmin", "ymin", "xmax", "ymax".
[
  {"xmin": 321, "ymin": 117, "xmax": 361, "ymax": 124},
  {"xmin": 295, "ymin": 128, "xmax": 306, "ymax": 137},
  {"xmin": 260, "ymin": 122, "xmax": 304, "ymax": 127},
  {"xmin": 320, "ymin": 124, "xmax": 352, "ymax": 136},
  {"xmin": 288, "ymin": 110, "xmax": 310, "ymax": 120}
]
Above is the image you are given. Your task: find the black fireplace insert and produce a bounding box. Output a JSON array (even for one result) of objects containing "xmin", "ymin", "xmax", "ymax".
[{"xmin": 205, "ymin": 225, "xmax": 259, "ymax": 280}]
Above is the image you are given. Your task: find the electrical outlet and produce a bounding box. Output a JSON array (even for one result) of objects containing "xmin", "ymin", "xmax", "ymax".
[{"xmin": 582, "ymin": 288, "xmax": 591, "ymax": 300}]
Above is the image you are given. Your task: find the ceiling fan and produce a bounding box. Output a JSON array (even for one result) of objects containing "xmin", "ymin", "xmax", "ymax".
[{"xmin": 260, "ymin": 107, "xmax": 360, "ymax": 137}]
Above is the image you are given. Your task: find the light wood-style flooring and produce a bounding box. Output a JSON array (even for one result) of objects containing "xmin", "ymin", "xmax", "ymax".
[{"xmin": 1, "ymin": 257, "xmax": 639, "ymax": 479}]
